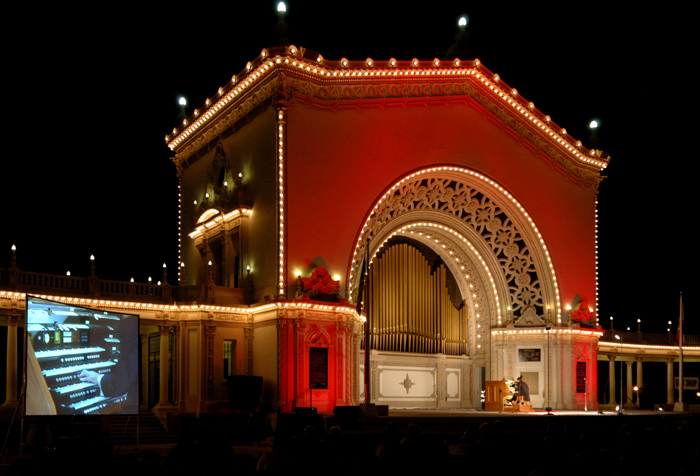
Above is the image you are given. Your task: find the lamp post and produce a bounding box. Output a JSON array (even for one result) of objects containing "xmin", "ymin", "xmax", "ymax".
[
  {"xmin": 615, "ymin": 334, "xmax": 623, "ymax": 414},
  {"xmin": 178, "ymin": 96, "xmax": 187, "ymax": 120},
  {"xmin": 588, "ymin": 119, "xmax": 600, "ymax": 148},
  {"xmin": 276, "ymin": 1, "xmax": 289, "ymax": 45},
  {"xmin": 546, "ymin": 326, "xmax": 552, "ymax": 414}
]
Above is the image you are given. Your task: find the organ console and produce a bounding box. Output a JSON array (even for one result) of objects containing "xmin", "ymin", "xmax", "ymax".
[
  {"xmin": 484, "ymin": 380, "xmax": 515, "ymax": 411},
  {"xmin": 484, "ymin": 379, "xmax": 532, "ymax": 412},
  {"xmin": 24, "ymin": 297, "xmax": 138, "ymax": 416}
]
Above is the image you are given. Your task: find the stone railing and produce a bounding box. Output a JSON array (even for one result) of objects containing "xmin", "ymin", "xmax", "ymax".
[
  {"xmin": 0, "ymin": 265, "xmax": 255, "ymax": 307},
  {"xmin": 0, "ymin": 266, "xmax": 172, "ymax": 304}
]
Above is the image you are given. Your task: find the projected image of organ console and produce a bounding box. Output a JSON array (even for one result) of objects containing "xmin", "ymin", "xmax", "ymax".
[{"xmin": 25, "ymin": 296, "xmax": 139, "ymax": 416}]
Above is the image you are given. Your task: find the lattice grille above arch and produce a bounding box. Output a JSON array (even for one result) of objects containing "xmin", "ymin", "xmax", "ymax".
[{"xmin": 350, "ymin": 166, "xmax": 561, "ymax": 327}]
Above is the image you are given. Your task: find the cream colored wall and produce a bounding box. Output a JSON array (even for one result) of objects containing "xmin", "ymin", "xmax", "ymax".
[
  {"xmin": 178, "ymin": 107, "xmax": 279, "ymax": 301},
  {"xmin": 252, "ymin": 310, "xmax": 280, "ymax": 412},
  {"xmin": 360, "ymin": 350, "xmax": 474, "ymax": 409},
  {"xmin": 491, "ymin": 331, "xmax": 600, "ymax": 410},
  {"xmin": 210, "ymin": 323, "xmax": 249, "ymax": 403}
]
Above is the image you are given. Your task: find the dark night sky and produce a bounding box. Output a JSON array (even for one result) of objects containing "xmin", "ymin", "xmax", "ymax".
[{"xmin": 1, "ymin": 3, "xmax": 695, "ymax": 334}]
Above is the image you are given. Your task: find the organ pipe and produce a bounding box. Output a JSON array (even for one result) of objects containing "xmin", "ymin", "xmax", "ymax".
[{"xmin": 367, "ymin": 242, "xmax": 467, "ymax": 355}]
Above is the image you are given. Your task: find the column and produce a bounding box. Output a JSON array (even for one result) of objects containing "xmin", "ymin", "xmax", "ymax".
[
  {"xmin": 666, "ymin": 358, "xmax": 674, "ymax": 404},
  {"xmin": 152, "ymin": 323, "xmax": 178, "ymax": 422},
  {"xmin": 205, "ymin": 324, "xmax": 216, "ymax": 401},
  {"xmin": 551, "ymin": 337, "xmax": 561, "ymax": 409},
  {"xmin": 139, "ymin": 331, "xmax": 147, "ymax": 412},
  {"xmin": 239, "ymin": 214, "xmax": 251, "ymax": 302},
  {"xmin": 159, "ymin": 325, "xmax": 170, "ymax": 405},
  {"xmin": 626, "ymin": 361, "xmax": 633, "ymax": 406},
  {"xmin": 636, "ymin": 357, "xmax": 643, "ymax": 405},
  {"xmin": 202, "ymin": 239, "xmax": 214, "ymax": 285},
  {"xmin": 223, "ymin": 228, "xmax": 235, "ymax": 288},
  {"xmin": 4, "ymin": 315, "xmax": 19, "ymax": 406},
  {"xmin": 608, "ymin": 355, "xmax": 616, "ymax": 405},
  {"xmin": 244, "ymin": 327, "xmax": 254, "ymax": 376}
]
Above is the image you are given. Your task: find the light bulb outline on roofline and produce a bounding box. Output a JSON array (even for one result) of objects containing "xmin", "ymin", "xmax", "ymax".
[{"xmin": 165, "ymin": 48, "xmax": 608, "ymax": 172}]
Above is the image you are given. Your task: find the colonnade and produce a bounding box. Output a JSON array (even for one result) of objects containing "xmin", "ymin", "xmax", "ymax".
[
  {"xmin": 605, "ymin": 354, "xmax": 686, "ymax": 406},
  {"xmin": 3, "ymin": 299, "xmax": 698, "ymax": 412}
]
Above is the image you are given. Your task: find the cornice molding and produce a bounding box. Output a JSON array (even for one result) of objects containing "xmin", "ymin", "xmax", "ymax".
[{"xmin": 167, "ymin": 50, "xmax": 609, "ymax": 187}]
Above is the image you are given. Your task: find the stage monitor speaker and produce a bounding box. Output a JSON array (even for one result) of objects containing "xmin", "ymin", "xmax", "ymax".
[
  {"xmin": 227, "ymin": 375, "xmax": 263, "ymax": 411},
  {"xmin": 333, "ymin": 406, "xmax": 360, "ymax": 418}
]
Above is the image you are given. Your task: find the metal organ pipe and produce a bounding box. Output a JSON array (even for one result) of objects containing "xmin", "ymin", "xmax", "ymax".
[{"xmin": 368, "ymin": 242, "xmax": 467, "ymax": 355}]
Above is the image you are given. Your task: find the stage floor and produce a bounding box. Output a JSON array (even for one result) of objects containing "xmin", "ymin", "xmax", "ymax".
[{"xmin": 384, "ymin": 408, "xmax": 681, "ymax": 417}]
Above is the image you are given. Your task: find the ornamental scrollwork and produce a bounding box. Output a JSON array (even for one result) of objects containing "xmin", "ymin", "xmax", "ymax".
[{"xmin": 357, "ymin": 175, "xmax": 545, "ymax": 322}]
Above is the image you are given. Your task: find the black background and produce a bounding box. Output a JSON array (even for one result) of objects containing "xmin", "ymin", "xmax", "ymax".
[{"xmin": 2, "ymin": 2, "xmax": 694, "ymax": 334}]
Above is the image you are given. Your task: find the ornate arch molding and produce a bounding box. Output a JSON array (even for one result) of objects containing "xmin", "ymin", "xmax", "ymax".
[
  {"xmin": 349, "ymin": 165, "xmax": 562, "ymax": 329},
  {"xmin": 369, "ymin": 217, "xmax": 496, "ymax": 356}
]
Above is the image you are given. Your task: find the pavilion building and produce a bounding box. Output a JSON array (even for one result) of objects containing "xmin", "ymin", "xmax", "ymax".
[
  {"xmin": 7, "ymin": 43, "xmax": 673, "ymax": 422},
  {"xmin": 168, "ymin": 44, "xmax": 607, "ymax": 414}
]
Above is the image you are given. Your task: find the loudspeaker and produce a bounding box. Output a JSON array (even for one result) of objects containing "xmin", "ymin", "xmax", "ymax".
[
  {"xmin": 333, "ymin": 406, "xmax": 360, "ymax": 418},
  {"xmin": 227, "ymin": 375, "xmax": 263, "ymax": 411}
]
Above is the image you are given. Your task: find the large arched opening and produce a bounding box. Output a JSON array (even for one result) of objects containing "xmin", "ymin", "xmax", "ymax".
[{"xmin": 349, "ymin": 165, "xmax": 561, "ymax": 408}]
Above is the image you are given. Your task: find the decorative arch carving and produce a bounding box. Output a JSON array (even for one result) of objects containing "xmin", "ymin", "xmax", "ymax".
[
  {"xmin": 305, "ymin": 324, "xmax": 332, "ymax": 346},
  {"xmin": 349, "ymin": 165, "xmax": 561, "ymax": 330}
]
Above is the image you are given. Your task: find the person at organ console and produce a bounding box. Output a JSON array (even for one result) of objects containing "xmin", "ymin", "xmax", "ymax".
[
  {"xmin": 79, "ymin": 315, "xmax": 139, "ymax": 414},
  {"xmin": 25, "ymin": 296, "xmax": 141, "ymax": 416},
  {"xmin": 513, "ymin": 375, "xmax": 530, "ymax": 404}
]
